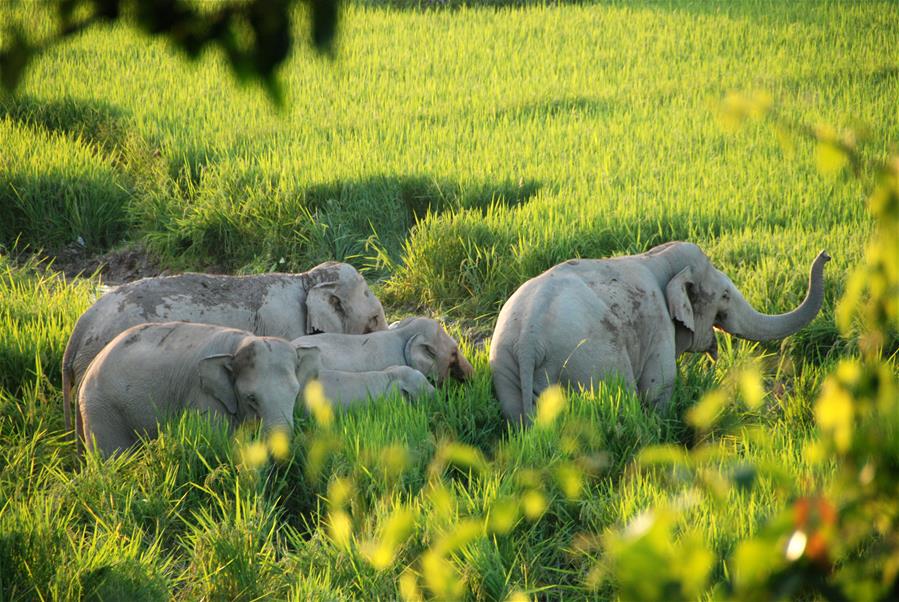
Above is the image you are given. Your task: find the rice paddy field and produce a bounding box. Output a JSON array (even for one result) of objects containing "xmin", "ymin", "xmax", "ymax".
[{"xmin": 1, "ymin": 0, "xmax": 898, "ymax": 599}]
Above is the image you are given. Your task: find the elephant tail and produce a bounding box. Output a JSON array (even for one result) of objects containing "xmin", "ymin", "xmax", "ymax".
[
  {"xmin": 518, "ymin": 350, "xmax": 535, "ymax": 422},
  {"xmin": 62, "ymin": 323, "xmax": 86, "ymax": 455},
  {"xmin": 518, "ymin": 337, "xmax": 545, "ymax": 423},
  {"xmin": 62, "ymin": 341, "xmax": 76, "ymax": 436},
  {"xmin": 62, "ymin": 348, "xmax": 85, "ymax": 457},
  {"xmin": 62, "ymin": 363, "xmax": 73, "ymax": 433}
]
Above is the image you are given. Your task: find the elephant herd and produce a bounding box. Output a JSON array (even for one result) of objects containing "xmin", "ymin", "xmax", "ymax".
[{"xmin": 64, "ymin": 243, "xmax": 829, "ymax": 456}]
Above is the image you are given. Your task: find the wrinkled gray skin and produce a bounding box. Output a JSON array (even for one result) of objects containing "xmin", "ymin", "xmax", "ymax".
[
  {"xmin": 292, "ymin": 317, "xmax": 474, "ymax": 384},
  {"xmin": 318, "ymin": 366, "xmax": 435, "ymax": 408},
  {"xmin": 490, "ymin": 242, "xmax": 830, "ymax": 424},
  {"xmin": 63, "ymin": 261, "xmax": 386, "ymax": 439},
  {"xmin": 78, "ymin": 322, "xmax": 321, "ymax": 457}
]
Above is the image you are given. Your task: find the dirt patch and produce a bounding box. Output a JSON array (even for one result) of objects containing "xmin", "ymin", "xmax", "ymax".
[{"xmin": 50, "ymin": 243, "xmax": 170, "ymax": 285}]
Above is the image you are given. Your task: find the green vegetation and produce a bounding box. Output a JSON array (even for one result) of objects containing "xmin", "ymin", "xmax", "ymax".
[{"xmin": 1, "ymin": 0, "xmax": 897, "ymax": 599}]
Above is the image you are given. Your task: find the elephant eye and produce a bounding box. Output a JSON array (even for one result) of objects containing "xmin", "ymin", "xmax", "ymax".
[{"xmin": 329, "ymin": 294, "xmax": 346, "ymax": 317}]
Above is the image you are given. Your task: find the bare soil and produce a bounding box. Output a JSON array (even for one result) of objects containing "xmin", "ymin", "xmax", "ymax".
[{"xmin": 50, "ymin": 243, "xmax": 170, "ymax": 285}]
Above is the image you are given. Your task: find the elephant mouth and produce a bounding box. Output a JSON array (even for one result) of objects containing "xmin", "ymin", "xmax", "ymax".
[{"xmin": 309, "ymin": 327, "xmax": 325, "ymax": 335}]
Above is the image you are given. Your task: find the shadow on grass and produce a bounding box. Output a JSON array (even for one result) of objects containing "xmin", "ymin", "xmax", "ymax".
[
  {"xmin": 774, "ymin": 64, "xmax": 899, "ymax": 91},
  {"xmin": 0, "ymin": 95, "xmax": 132, "ymax": 156},
  {"xmin": 490, "ymin": 96, "xmax": 616, "ymax": 122},
  {"xmin": 138, "ymin": 171, "xmax": 545, "ymax": 273},
  {"xmin": 348, "ymin": 0, "xmax": 851, "ymax": 25},
  {"xmin": 303, "ymin": 174, "xmax": 543, "ymax": 222},
  {"xmin": 1, "ymin": 171, "xmax": 132, "ymax": 251}
]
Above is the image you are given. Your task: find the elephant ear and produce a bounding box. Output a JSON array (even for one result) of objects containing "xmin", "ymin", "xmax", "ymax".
[
  {"xmin": 295, "ymin": 345, "xmax": 322, "ymax": 387},
  {"xmin": 404, "ymin": 334, "xmax": 437, "ymax": 377},
  {"xmin": 398, "ymin": 380, "xmax": 423, "ymax": 399},
  {"xmin": 306, "ymin": 282, "xmax": 344, "ymax": 334},
  {"xmin": 398, "ymin": 372, "xmax": 434, "ymax": 399},
  {"xmin": 198, "ymin": 354, "xmax": 238, "ymax": 415},
  {"xmin": 666, "ymin": 266, "xmax": 695, "ymax": 333}
]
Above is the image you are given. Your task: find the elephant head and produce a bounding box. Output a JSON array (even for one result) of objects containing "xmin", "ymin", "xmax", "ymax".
[
  {"xmin": 199, "ymin": 337, "xmax": 321, "ymax": 430},
  {"xmin": 394, "ymin": 318, "xmax": 475, "ymax": 383},
  {"xmin": 385, "ymin": 366, "xmax": 437, "ymax": 399},
  {"xmin": 661, "ymin": 243, "xmax": 830, "ymax": 358},
  {"xmin": 305, "ymin": 262, "xmax": 388, "ymax": 335}
]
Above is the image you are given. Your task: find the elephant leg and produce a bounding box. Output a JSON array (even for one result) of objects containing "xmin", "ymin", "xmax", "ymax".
[
  {"xmin": 492, "ymin": 363, "xmax": 527, "ymax": 424},
  {"xmin": 81, "ymin": 403, "xmax": 135, "ymax": 457},
  {"xmin": 637, "ymin": 350, "xmax": 677, "ymax": 408},
  {"xmin": 533, "ymin": 368, "xmax": 550, "ymax": 401}
]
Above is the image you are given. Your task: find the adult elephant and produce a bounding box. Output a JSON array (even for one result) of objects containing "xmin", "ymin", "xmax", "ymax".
[
  {"xmin": 490, "ymin": 242, "xmax": 830, "ymax": 423},
  {"xmin": 63, "ymin": 261, "xmax": 386, "ymax": 438}
]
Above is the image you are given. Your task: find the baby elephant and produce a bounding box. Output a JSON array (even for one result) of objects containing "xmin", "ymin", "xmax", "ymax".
[
  {"xmin": 78, "ymin": 322, "xmax": 321, "ymax": 457},
  {"xmin": 318, "ymin": 366, "xmax": 435, "ymax": 408},
  {"xmin": 292, "ymin": 317, "xmax": 473, "ymax": 384}
]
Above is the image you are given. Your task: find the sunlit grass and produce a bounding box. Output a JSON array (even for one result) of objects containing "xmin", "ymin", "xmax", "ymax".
[{"xmin": 1, "ymin": 0, "xmax": 897, "ymax": 598}]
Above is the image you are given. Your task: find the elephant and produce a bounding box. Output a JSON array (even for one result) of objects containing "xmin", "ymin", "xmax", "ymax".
[
  {"xmin": 291, "ymin": 317, "xmax": 474, "ymax": 384},
  {"xmin": 78, "ymin": 322, "xmax": 322, "ymax": 457},
  {"xmin": 317, "ymin": 366, "xmax": 436, "ymax": 407},
  {"xmin": 490, "ymin": 242, "xmax": 830, "ymax": 424},
  {"xmin": 62, "ymin": 261, "xmax": 386, "ymax": 441}
]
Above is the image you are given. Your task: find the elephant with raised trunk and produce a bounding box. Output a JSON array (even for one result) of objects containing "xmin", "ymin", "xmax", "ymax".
[
  {"xmin": 490, "ymin": 242, "xmax": 830, "ymax": 424},
  {"xmin": 78, "ymin": 322, "xmax": 322, "ymax": 457},
  {"xmin": 62, "ymin": 261, "xmax": 387, "ymax": 441}
]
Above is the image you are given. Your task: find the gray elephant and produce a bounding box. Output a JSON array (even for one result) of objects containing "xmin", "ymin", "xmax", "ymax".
[
  {"xmin": 63, "ymin": 261, "xmax": 386, "ymax": 438},
  {"xmin": 490, "ymin": 242, "xmax": 830, "ymax": 423},
  {"xmin": 78, "ymin": 322, "xmax": 321, "ymax": 457},
  {"xmin": 291, "ymin": 317, "xmax": 474, "ymax": 384},
  {"xmin": 318, "ymin": 366, "xmax": 435, "ymax": 408}
]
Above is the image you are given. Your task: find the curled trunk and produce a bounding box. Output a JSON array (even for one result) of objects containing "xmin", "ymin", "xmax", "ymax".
[{"xmin": 724, "ymin": 251, "xmax": 830, "ymax": 341}]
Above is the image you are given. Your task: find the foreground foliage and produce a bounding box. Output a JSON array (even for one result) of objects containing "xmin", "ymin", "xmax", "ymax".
[{"xmin": 0, "ymin": 0, "xmax": 338, "ymax": 100}]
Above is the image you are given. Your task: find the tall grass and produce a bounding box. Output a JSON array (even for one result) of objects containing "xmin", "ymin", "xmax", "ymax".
[
  {"xmin": 0, "ymin": 253, "xmax": 96, "ymax": 393},
  {"xmin": 0, "ymin": 0, "xmax": 896, "ymax": 598},
  {"xmin": 3, "ymin": 1, "xmax": 896, "ymax": 316}
]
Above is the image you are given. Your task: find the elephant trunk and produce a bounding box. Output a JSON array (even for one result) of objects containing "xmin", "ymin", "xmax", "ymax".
[
  {"xmin": 263, "ymin": 417, "xmax": 294, "ymax": 433},
  {"xmin": 451, "ymin": 350, "xmax": 475, "ymax": 381},
  {"xmin": 723, "ymin": 251, "xmax": 830, "ymax": 341}
]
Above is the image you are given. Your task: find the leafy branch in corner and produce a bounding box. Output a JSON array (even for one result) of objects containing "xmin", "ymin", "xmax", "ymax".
[{"xmin": 0, "ymin": 0, "xmax": 340, "ymax": 105}]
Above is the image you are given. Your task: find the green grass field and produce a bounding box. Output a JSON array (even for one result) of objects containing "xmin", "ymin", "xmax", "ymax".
[{"xmin": 1, "ymin": 0, "xmax": 898, "ymax": 599}]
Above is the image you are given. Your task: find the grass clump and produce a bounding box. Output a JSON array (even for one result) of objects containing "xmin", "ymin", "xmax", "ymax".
[{"xmin": 0, "ymin": 252, "xmax": 96, "ymax": 393}]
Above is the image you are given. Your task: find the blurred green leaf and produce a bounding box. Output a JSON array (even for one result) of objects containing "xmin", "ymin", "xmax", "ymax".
[
  {"xmin": 816, "ymin": 141, "xmax": 849, "ymax": 176},
  {"xmin": 0, "ymin": 0, "xmax": 340, "ymax": 98},
  {"xmin": 0, "ymin": 27, "xmax": 32, "ymax": 92}
]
